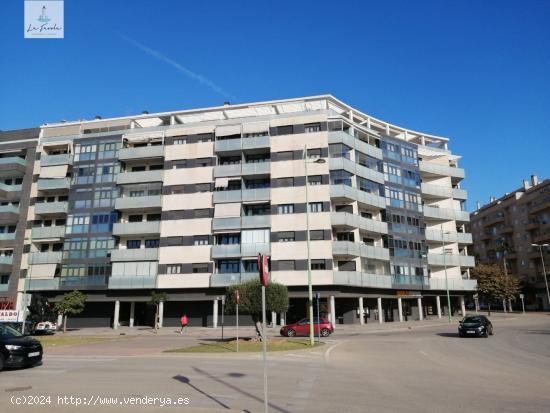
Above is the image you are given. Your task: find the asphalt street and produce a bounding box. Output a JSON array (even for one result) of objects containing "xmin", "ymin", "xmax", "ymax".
[{"xmin": 1, "ymin": 314, "xmax": 549, "ymax": 413}]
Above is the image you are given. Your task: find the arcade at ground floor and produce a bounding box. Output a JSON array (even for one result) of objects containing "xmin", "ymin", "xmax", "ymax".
[{"xmin": 34, "ymin": 286, "xmax": 476, "ymax": 329}]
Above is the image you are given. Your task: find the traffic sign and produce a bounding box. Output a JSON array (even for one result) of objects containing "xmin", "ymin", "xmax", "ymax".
[
  {"xmin": 234, "ymin": 290, "xmax": 241, "ymax": 305},
  {"xmin": 258, "ymin": 254, "xmax": 269, "ymax": 286}
]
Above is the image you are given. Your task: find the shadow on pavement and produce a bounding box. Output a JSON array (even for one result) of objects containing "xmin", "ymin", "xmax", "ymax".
[
  {"xmin": 173, "ymin": 374, "xmax": 231, "ymax": 409},
  {"xmin": 191, "ymin": 366, "xmax": 291, "ymax": 413},
  {"xmin": 437, "ymin": 332, "xmax": 461, "ymax": 338},
  {"xmin": 527, "ymin": 330, "xmax": 550, "ymax": 335}
]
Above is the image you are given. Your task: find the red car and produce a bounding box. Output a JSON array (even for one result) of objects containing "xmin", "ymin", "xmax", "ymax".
[{"xmin": 280, "ymin": 317, "xmax": 334, "ymax": 337}]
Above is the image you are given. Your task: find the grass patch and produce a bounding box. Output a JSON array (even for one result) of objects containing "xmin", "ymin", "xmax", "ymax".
[
  {"xmin": 36, "ymin": 335, "xmax": 129, "ymax": 348},
  {"xmin": 165, "ymin": 338, "xmax": 323, "ymax": 353}
]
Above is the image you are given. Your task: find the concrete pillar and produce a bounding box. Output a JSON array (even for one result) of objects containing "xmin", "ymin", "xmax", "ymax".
[
  {"xmin": 113, "ymin": 300, "xmax": 120, "ymax": 330},
  {"xmin": 460, "ymin": 296, "xmax": 466, "ymax": 316},
  {"xmin": 280, "ymin": 312, "xmax": 285, "ymax": 326},
  {"xmin": 502, "ymin": 299, "xmax": 507, "ymax": 313},
  {"xmin": 436, "ymin": 296, "xmax": 442, "ymax": 319},
  {"xmin": 271, "ymin": 311, "xmax": 277, "ymax": 327},
  {"xmin": 129, "ymin": 302, "xmax": 135, "ymax": 327},
  {"xmin": 397, "ymin": 297, "xmax": 403, "ymax": 322},
  {"xmin": 358, "ymin": 297, "xmax": 364, "ymax": 325},
  {"xmin": 329, "ymin": 295, "xmax": 336, "ymax": 327},
  {"xmin": 418, "ymin": 297, "xmax": 423, "ymax": 321},
  {"xmin": 213, "ymin": 299, "xmax": 218, "ymax": 328},
  {"xmin": 377, "ymin": 297, "xmax": 384, "ymax": 323},
  {"xmin": 57, "ymin": 313, "xmax": 63, "ymax": 329},
  {"xmin": 158, "ymin": 301, "xmax": 164, "ymax": 328}
]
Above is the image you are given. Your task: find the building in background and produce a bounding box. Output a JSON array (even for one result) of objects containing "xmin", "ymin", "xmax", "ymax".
[
  {"xmin": 0, "ymin": 128, "xmax": 38, "ymax": 311},
  {"xmin": 14, "ymin": 95, "xmax": 475, "ymax": 327},
  {"xmin": 470, "ymin": 175, "xmax": 550, "ymax": 310}
]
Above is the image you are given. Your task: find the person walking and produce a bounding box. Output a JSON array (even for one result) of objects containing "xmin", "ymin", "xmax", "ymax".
[{"xmin": 179, "ymin": 314, "xmax": 188, "ymax": 335}]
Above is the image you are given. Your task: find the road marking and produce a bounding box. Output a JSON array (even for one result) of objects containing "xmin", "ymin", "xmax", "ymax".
[{"xmin": 324, "ymin": 340, "xmax": 347, "ymax": 362}]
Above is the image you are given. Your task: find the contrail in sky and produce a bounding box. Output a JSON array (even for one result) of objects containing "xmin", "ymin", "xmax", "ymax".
[{"xmin": 119, "ymin": 34, "xmax": 235, "ymax": 100}]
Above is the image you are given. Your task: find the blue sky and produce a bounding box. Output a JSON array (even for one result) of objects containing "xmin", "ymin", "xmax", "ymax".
[{"xmin": 1, "ymin": 0, "xmax": 549, "ymax": 211}]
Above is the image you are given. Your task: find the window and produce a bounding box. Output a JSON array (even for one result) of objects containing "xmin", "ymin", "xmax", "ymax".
[
  {"xmin": 174, "ymin": 161, "xmax": 187, "ymax": 169},
  {"xmin": 147, "ymin": 213, "xmax": 161, "ymax": 221},
  {"xmin": 308, "ymin": 175, "xmax": 322, "ymax": 185},
  {"xmin": 307, "ymin": 148, "xmax": 322, "ymax": 159},
  {"xmin": 127, "ymin": 240, "xmax": 141, "ymax": 249},
  {"xmin": 310, "ymin": 259, "xmax": 326, "ymax": 270},
  {"xmin": 277, "ymin": 125, "xmax": 293, "ymax": 135},
  {"xmin": 337, "ymin": 232, "xmax": 354, "ymax": 241},
  {"xmin": 195, "ymin": 183, "xmax": 212, "ymax": 192},
  {"xmin": 192, "ymin": 263, "xmax": 209, "ymax": 273},
  {"xmin": 217, "ymin": 234, "xmax": 240, "ymax": 245},
  {"xmin": 194, "ymin": 236, "xmax": 209, "ymax": 245},
  {"xmin": 308, "ymin": 202, "xmax": 323, "ymax": 213},
  {"xmin": 304, "ymin": 123, "xmax": 321, "ymax": 133},
  {"xmin": 278, "ymin": 260, "xmax": 295, "ymax": 271},
  {"xmin": 278, "ymin": 204, "xmax": 294, "ymax": 214},
  {"xmin": 196, "ymin": 158, "xmax": 212, "ymax": 167},
  {"xmin": 128, "ymin": 215, "xmax": 142, "ymax": 223},
  {"xmin": 309, "ymin": 230, "xmax": 324, "ymax": 240},
  {"xmin": 330, "ymin": 170, "xmax": 352, "ymax": 186},
  {"xmin": 194, "ymin": 209, "xmax": 211, "ymax": 218},
  {"xmin": 277, "ymin": 177, "xmax": 294, "ymax": 187},
  {"xmin": 149, "ymin": 164, "xmax": 163, "ymax": 170},
  {"xmin": 241, "ymin": 229, "xmax": 270, "ymax": 244},
  {"xmin": 173, "ymin": 138, "xmax": 187, "ymax": 145},
  {"xmin": 278, "ymin": 232, "xmax": 295, "ymax": 242},
  {"xmin": 277, "ymin": 151, "xmax": 294, "ymax": 161},
  {"xmin": 130, "ymin": 190, "xmax": 145, "ymax": 197},
  {"xmin": 167, "ymin": 264, "xmax": 182, "ymax": 274},
  {"xmin": 218, "ymin": 260, "xmax": 240, "ymax": 273},
  {"xmin": 243, "ymin": 260, "xmax": 258, "ymax": 273},
  {"xmin": 145, "ymin": 239, "xmax": 160, "ymax": 248}
]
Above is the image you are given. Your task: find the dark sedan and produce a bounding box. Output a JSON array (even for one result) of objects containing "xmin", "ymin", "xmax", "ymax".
[
  {"xmin": 0, "ymin": 323, "xmax": 43, "ymax": 371},
  {"xmin": 458, "ymin": 315, "xmax": 493, "ymax": 338}
]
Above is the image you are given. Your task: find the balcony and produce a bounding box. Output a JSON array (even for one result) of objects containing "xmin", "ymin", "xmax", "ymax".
[
  {"xmin": 29, "ymin": 251, "xmax": 62, "ymax": 265},
  {"xmin": 392, "ymin": 275, "xmax": 429, "ymax": 288},
  {"xmin": 119, "ymin": 146, "xmax": 164, "ymax": 161},
  {"xmin": 40, "ymin": 153, "xmax": 73, "ymax": 166},
  {"xmin": 110, "ymin": 248, "xmax": 159, "ymax": 262},
  {"xmin": 419, "ymin": 161, "xmax": 465, "ymax": 180},
  {"xmin": 212, "ymin": 215, "xmax": 271, "ymax": 231},
  {"xmin": 37, "ymin": 178, "xmax": 71, "ymax": 191},
  {"xmin": 329, "ymin": 157, "xmax": 384, "ymax": 184},
  {"xmin": 212, "ymin": 243, "xmax": 270, "ymax": 258},
  {"xmin": 328, "ymin": 131, "xmax": 383, "ymax": 160},
  {"xmin": 0, "ymin": 255, "xmax": 13, "ymax": 266},
  {"xmin": 423, "ymin": 205, "xmax": 470, "ymax": 223},
  {"xmin": 108, "ymin": 275, "xmax": 157, "ymax": 289},
  {"xmin": 31, "ymin": 226, "xmax": 66, "ymax": 240},
  {"xmin": 34, "ymin": 201, "xmax": 69, "ymax": 216},
  {"xmin": 59, "ymin": 276, "xmax": 108, "ymax": 289},
  {"xmin": 213, "ymin": 188, "xmax": 271, "ymax": 203},
  {"xmin": 420, "ymin": 183, "xmax": 467, "ymax": 200},
  {"xmin": 330, "ymin": 212, "xmax": 388, "ymax": 234},
  {"xmin": 0, "ymin": 183, "xmax": 22, "ymax": 199},
  {"xmin": 215, "ymin": 138, "xmax": 242, "ymax": 152},
  {"xmin": 214, "ymin": 164, "xmax": 242, "ymax": 178},
  {"xmin": 330, "ymin": 185, "xmax": 386, "ymax": 209},
  {"xmin": 332, "ymin": 241, "xmax": 390, "ymax": 261},
  {"xmin": 484, "ymin": 214, "xmax": 505, "ymax": 227},
  {"xmin": 26, "ymin": 278, "xmax": 60, "ymax": 291},
  {"xmin": 115, "ymin": 195, "xmax": 162, "ymax": 211},
  {"xmin": 429, "ymin": 277, "xmax": 477, "ymax": 291},
  {"xmin": 333, "ymin": 271, "xmax": 392, "ymax": 288},
  {"xmin": 211, "ymin": 244, "xmax": 241, "ymax": 258},
  {"xmin": 0, "ymin": 156, "xmax": 27, "ymax": 176},
  {"xmin": 427, "ymin": 253, "xmax": 475, "ymax": 267},
  {"xmin": 242, "ymin": 135, "xmax": 270, "ymax": 150},
  {"xmin": 424, "ymin": 229, "xmax": 473, "ymax": 244},
  {"xmin": 0, "ymin": 205, "xmax": 20, "ymax": 223},
  {"xmin": 210, "ymin": 272, "xmax": 257, "ymax": 287},
  {"xmin": 113, "ymin": 221, "xmax": 161, "ymax": 236},
  {"xmin": 0, "ymin": 233, "xmax": 16, "ymax": 242},
  {"xmin": 241, "ymin": 162, "xmax": 270, "ymax": 176},
  {"xmin": 116, "ymin": 170, "xmax": 163, "ymax": 185}
]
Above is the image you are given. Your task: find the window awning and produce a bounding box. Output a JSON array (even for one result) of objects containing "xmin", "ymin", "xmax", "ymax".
[
  {"xmin": 214, "ymin": 177, "xmax": 229, "ymax": 188},
  {"xmin": 242, "ymin": 122, "xmax": 270, "ymax": 134},
  {"xmin": 214, "ymin": 202, "xmax": 241, "ymax": 218},
  {"xmin": 40, "ymin": 165, "xmax": 68, "ymax": 178}
]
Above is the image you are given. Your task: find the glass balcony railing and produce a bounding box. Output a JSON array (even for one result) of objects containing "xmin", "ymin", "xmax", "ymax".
[
  {"xmin": 113, "ymin": 221, "xmax": 161, "ymax": 236},
  {"xmin": 29, "ymin": 251, "xmax": 62, "ymax": 264},
  {"xmin": 108, "ymin": 275, "xmax": 157, "ymax": 289},
  {"xmin": 330, "ymin": 212, "xmax": 388, "ymax": 234},
  {"xmin": 40, "ymin": 153, "xmax": 73, "ymax": 166},
  {"xmin": 0, "ymin": 233, "xmax": 16, "ymax": 241},
  {"xmin": 110, "ymin": 248, "xmax": 159, "ymax": 262},
  {"xmin": 328, "ymin": 131, "xmax": 383, "ymax": 160},
  {"xmin": 31, "ymin": 226, "xmax": 66, "ymax": 239},
  {"xmin": 37, "ymin": 178, "xmax": 71, "ymax": 191},
  {"xmin": 115, "ymin": 195, "xmax": 162, "ymax": 210},
  {"xmin": 116, "ymin": 170, "xmax": 163, "ymax": 185},
  {"xmin": 34, "ymin": 201, "xmax": 69, "ymax": 215},
  {"xmin": 119, "ymin": 146, "xmax": 164, "ymax": 160},
  {"xmin": 429, "ymin": 277, "xmax": 477, "ymax": 291}
]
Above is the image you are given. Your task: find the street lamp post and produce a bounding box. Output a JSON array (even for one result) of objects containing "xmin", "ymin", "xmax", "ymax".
[
  {"xmin": 532, "ymin": 243, "xmax": 550, "ymax": 310},
  {"xmin": 441, "ymin": 225, "xmax": 452, "ymax": 324},
  {"xmin": 304, "ymin": 144, "xmax": 326, "ymax": 346}
]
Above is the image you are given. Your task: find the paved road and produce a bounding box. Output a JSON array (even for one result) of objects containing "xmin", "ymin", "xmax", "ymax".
[{"xmin": 1, "ymin": 314, "xmax": 549, "ymax": 413}]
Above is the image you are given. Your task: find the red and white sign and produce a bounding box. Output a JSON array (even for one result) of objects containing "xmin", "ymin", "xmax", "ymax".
[
  {"xmin": 234, "ymin": 290, "xmax": 241, "ymax": 305},
  {"xmin": 257, "ymin": 254, "xmax": 270, "ymax": 287},
  {"xmin": 0, "ymin": 310, "xmax": 19, "ymax": 322}
]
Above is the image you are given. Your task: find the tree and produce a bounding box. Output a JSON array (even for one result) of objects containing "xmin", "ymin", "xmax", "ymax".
[
  {"xmin": 148, "ymin": 292, "xmax": 168, "ymax": 333},
  {"xmin": 471, "ymin": 264, "xmax": 521, "ymax": 314},
  {"xmin": 54, "ymin": 290, "xmax": 87, "ymax": 333},
  {"xmin": 27, "ymin": 294, "xmax": 56, "ymax": 331},
  {"xmin": 225, "ymin": 279, "xmax": 289, "ymax": 340}
]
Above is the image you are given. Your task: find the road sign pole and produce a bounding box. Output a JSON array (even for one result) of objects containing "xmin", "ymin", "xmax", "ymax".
[
  {"xmin": 316, "ymin": 292, "xmax": 321, "ymax": 344},
  {"xmin": 236, "ymin": 303, "xmax": 239, "ymax": 352},
  {"xmin": 261, "ymin": 284, "xmax": 268, "ymax": 413},
  {"xmin": 520, "ymin": 294, "xmax": 525, "ymax": 314},
  {"xmin": 221, "ymin": 295, "xmax": 225, "ymax": 341}
]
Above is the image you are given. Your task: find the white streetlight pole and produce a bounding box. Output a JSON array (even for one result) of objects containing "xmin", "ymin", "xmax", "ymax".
[
  {"xmin": 532, "ymin": 243, "xmax": 550, "ymax": 310},
  {"xmin": 441, "ymin": 225, "xmax": 452, "ymax": 323},
  {"xmin": 304, "ymin": 145, "xmax": 326, "ymax": 346}
]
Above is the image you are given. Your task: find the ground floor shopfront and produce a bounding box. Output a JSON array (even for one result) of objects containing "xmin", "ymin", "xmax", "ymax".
[{"xmin": 40, "ymin": 287, "xmax": 475, "ymax": 329}]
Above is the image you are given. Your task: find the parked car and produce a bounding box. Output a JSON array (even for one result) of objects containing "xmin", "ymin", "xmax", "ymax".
[
  {"xmin": 280, "ymin": 317, "xmax": 334, "ymax": 338},
  {"xmin": 0, "ymin": 323, "xmax": 43, "ymax": 371},
  {"xmin": 34, "ymin": 321, "xmax": 57, "ymax": 335},
  {"xmin": 458, "ymin": 315, "xmax": 493, "ymax": 337}
]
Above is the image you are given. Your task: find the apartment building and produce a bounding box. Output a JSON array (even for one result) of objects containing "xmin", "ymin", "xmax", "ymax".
[
  {"xmin": 14, "ymin": 95, "xmax": 475, "ymax": 328},
  {"xmin": 0, "ymin": 128, "xmax": 38, "ymax": 310},
  {"xmin": 470, "ymin": 175, "xmax": 550, "ymax": 310}
]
